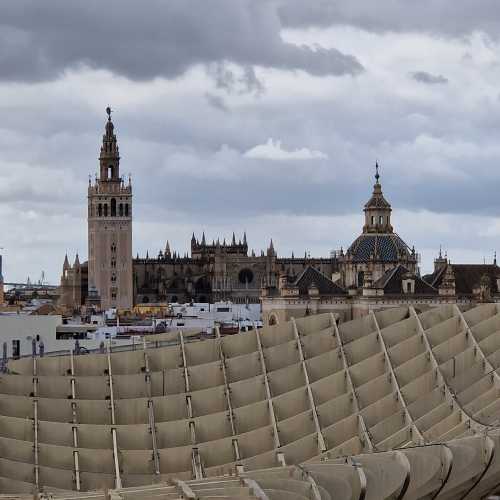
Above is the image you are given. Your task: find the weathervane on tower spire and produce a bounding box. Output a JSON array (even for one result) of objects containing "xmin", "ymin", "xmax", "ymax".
[
  {"xmin": 106, "ymin": 106, "xmax": 112, "ymax": 121},
  {"xmin": 375, "ymin": 161, "xmax": 380, "ymax": 184}
]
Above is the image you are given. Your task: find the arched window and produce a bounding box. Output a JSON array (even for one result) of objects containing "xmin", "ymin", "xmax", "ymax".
[
  {"xmin": 98, "ymin": 204, "xmax": 102, "ymax": 217},
  {"xmin": 371, "ymin": 216, "xmax": 375, "ymax": 225},
  {"xmin": 119, "ymin": 203, "xmax": 123, "ymax": 216},
  {"xmin": 104, "ymin": 204, "xmax": 108, "ymax": 217},
  {"xmin": 111, "ymin": 243, "xmax": 117, "ymax": 253},
  {"xmin": 108, "ymin": 165, "xmax": 114, "ymax": 179},
  {"xmin": 379, "ymin": 215, "xmax": 383, "ymax": 224},
  {"xmin": 111, "ymin": 198, "xmax": 117, "ymax": 217},
  {"xmin": 125, "ymin": 204, "xmax": 129, "ymax": 217}
]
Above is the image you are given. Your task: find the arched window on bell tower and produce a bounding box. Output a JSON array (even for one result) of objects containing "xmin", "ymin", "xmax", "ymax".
[{"xmin": 111, "ymin": 198, "xmax": 117, "ymax": 217}]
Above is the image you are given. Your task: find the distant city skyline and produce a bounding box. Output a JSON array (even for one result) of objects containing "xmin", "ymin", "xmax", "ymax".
[{"xmin": 2, "ymin": 1, "xmax": 500, "ymax": 283}]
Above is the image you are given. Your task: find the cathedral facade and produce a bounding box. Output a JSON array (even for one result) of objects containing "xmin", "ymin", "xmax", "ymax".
[{"xmin": 132, "ymin": 235, "xmax": 335, "ymax": 306}]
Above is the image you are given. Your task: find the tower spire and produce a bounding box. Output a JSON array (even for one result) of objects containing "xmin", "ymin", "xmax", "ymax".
[
  {"xmin": 363, "ymin": 160, "xmax": 392, "ymax": 234},
  {"xmin": 99, "ymin": 106, "xmax": 120, "ymax": 181}
]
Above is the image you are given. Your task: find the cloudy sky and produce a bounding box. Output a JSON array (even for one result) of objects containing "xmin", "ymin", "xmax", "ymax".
[{"xmin": 2, "ymin": 0, "xmax": 500, "ymax": 283}]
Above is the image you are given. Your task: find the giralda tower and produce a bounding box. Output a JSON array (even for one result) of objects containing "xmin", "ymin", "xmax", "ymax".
[{"xmin": 87, "ymin": 108, "xmax": 133, "ymax": 310}]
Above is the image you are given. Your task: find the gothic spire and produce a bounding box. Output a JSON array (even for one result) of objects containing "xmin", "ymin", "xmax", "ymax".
[
  {"xmin": 232, "ymin": 232, "xmax": 236, "ymax": 245},
  {"xmin": 267, "ymin": 239, "xmax": 275, "ymax": 257},
  {"xmin": 243, "ymin": 231, "xmax": 247, "ymax": 245},
  {"xmin": 201, "ymin": 232, "xmax": 206, "ymax": 245}
]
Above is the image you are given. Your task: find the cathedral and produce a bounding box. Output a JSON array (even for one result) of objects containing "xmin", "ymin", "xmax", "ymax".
[
  {"xmin": 59, "ymin": 110, "xmax": 500, "ymax": 318},
  {"xmin": 59, "ymin": 110, "xmax": 334, "ymax": 310}
]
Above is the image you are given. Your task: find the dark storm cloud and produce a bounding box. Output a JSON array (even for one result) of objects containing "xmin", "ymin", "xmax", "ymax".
[
  {"xmin": 0, "ymin": 0, "xmax": 363, "ymax": 82},
  {"xmin": 411, "ymin": 71, "xmax": 448, "ymax": 85},
  {"xmin": 278, "ymin": 0, "xmax": 500, "ymax": 37}
]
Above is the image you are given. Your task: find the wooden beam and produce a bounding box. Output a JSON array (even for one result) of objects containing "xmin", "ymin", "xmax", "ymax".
[
  {"xmin": 291, "ymin": 318, "xmax": 327, "ymax": 453},
  {"xmin": 330, "ymin": 313, "xmax": 374, "ymax": 451}
]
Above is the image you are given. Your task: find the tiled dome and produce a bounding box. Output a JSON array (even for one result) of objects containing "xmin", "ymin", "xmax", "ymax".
[{"xmin": 347, "ymin": 233, "xmax": 411, "ymax": 262}]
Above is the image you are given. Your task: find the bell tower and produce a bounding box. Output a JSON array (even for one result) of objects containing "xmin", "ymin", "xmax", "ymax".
[{"xmin": 88, "ymin": 107, "xmax": 133, "ymax": 310}]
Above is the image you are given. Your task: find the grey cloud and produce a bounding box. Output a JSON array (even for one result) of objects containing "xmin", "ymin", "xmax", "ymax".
[
  {"xmin": 241, "ymin": 66, "xmax": 266, "ymax": 96},
  {"xmin": 278, "ymin": 0, "xmax": 500, "ymax": 38},
  {"xmin": 411, "ymin": 71, "xmax": 448, "ymax": 85},
  {"xmin": 204, "ymin": 93, "xmax": 229, "ymax": 112},
  {"xmin": 3, "ymin": 3, "xmax": 500, "ymax": 283},
  {"xmin": 208, "ymin": 63, "xmax": 265, "ymax": 96},
  {"xmin": 0, "ymin": 1, "xmax": 363, "ymax": 82}
]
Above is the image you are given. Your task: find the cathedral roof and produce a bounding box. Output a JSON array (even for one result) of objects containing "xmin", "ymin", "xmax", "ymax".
[
  {"xmin": 424, "ymin": 263, "xmax": 500, "ymax": 295},
  {"xmin": 374, "ymin": 264, "xmax": 437, "ymax": 295},
  {"xmin": 294, "ymin": 266, "xmax": 346, "ymax": 295},
  {"xmin": 347, "ymin": 233, "xmax": 412, "ymax": 263}
]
